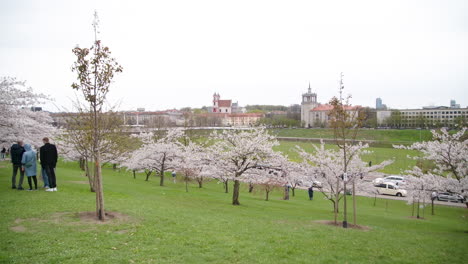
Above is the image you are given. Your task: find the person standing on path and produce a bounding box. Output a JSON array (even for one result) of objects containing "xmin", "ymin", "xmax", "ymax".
[
  {"xmin": 10, "ymin": 141, "xmax": 25, "ymax": 190},
  {"xmin": 39, "ymin": 137, "xmax": 58, "ymax": 192},
  {"xmin": 22, "ymin": 144, "xmax": 38, "ymax": 191}
]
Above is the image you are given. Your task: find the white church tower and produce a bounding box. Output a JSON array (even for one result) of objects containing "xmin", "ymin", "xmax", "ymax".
[{"xmin": 300, "ymin": 83, "xmax": 318, "ymax": 127}]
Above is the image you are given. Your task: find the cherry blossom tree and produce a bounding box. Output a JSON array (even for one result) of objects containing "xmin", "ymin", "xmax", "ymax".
[
  {"xmin": 297, "ymin": 141, "xmax": 393, "ymax": 225},
  {"xmin": 209, "ymin": 128, "xmax": 279, "ymax": 205},
  {"xmin": 248, "ymin": 166, "xmax": 285, "ymax": 201},
  {"xmin": 122, "ymin": 129, "xmax": 183, "ymax": 186},
  {"xmin": 0, "ymin": 77, "xmax": 56, "ymax": 146},
  {"xmin": 395, "ymin": 127, "xmax": 467, "ymax": 207},
  {"xmin": 177, "ymin": 141, "xmax": 211, "ymax": 192}
]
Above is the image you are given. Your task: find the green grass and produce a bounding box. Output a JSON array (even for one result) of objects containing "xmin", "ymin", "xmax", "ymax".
[
  {"xmin": 271, "ymin": 128, "xmax": 434, "ymax": 144},
  {"xmin": 275, "ymin": 141, "xmax": 421, "ymax": 175},
  {"xmin": 1, "ymin": 160, "xmax": 467, "ymax": 264}
]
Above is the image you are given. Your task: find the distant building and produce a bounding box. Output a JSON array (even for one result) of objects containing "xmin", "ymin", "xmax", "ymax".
[
  {"xmin": 231, "ymin": 102, "xmax": 246, "ymax": 113},
  {"xmin": 208, "ymin": 93, "xmax": 262, "ymax": 126},
  {"xmin": 450, "ymin": 99, "xmax": 460, "ymax": 109},
  {"xmin": 376, "ymin": 98, "xmax": 382, "ymax": 109},
  {"xmin": 308, "ymin": 104, "xmax": 362, "ymax": 127},
  {"xmin": 212, "ymin": 93, "xmax": 232, "ymax": 113},
  {"xmin": 377, "ymin": 107, "xmax": 468, "ymax": 128},
  {"xmin": 376, "ymin": 98, "xmax": 387, "ymax": 110},
  {"xmin": 300, "ymin": 83, "xmax": 319, "ymax": 127}
]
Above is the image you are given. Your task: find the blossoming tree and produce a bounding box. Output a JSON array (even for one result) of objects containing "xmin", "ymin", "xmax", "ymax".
[{"xmin": 209, "ymin": 128, "xmax": 279, "ymax": 205}]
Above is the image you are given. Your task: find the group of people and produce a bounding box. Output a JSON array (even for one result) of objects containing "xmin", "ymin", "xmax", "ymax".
[{"xmin": 10, "ymin": 137, "xmax": 58, "ymax": 191}]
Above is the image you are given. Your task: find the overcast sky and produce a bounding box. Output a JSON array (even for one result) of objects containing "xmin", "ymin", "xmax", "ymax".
[{"xmin": 1, "ymin": 0, "xmax": 467, "ymax": 112}]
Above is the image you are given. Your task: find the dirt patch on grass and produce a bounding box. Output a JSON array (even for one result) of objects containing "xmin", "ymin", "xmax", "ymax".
[
  {"xmin": 313, "ymin": 220, "xmax": 371, "ymax": 231},
  {"xmin": 68, "ymin": 181, "xmax": 89, "ymax": 185},
  {"xmin": 76, "ymin": 211, "xmax": 130, "ymax": 224},
  {"xmin": 10, "ymin": 225, "xmax": 27, "ymax": 232},
  {"xmin": 12, "ymin": 211, "xmax": 133, "ymax": 233},
  {"xmin": 408, "ymin": 216, "xmax": 426, "ymax": 220}
]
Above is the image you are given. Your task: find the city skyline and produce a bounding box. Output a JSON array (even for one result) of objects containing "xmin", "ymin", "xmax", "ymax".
[{"xmin": 1, "ymin": 0, "xmax": 467, "ymax": 112}]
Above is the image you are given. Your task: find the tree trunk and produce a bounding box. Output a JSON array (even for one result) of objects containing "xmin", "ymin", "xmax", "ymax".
[
  {"xmin": 333, "ymin": 199, "xmax": 338, "ymax": 224},
  {"xmin": 85, "ymin": 159, "xmax": 95, "ymax": 192},
  {"xmin": 334, "ymin": 179, "xmax": 340, "ymax": 225},
  {"xmin": 373, "ymin": 194, "xmax": 377, "ymax": 206},
  {"xmin": 265, "ymin": 190, "xmax": 270, "ymax": 201},
  {"xmin": 291, "ymin": 187, "xmax": 296, "ymax": 197},
  {"xmin": 343, "ymin": 180, "xmax": 348, "ymax": 228},
  {"xmin": 352, "ymin": 181, "xmax": 357, "ymax": 225},
  {"xmin": 417, "ymin": 199, "xmax": 420, "ymax": 219},
  {"xmin": 232, "ymin": 180, "xmax": 240, "ymax": 205},
  {"xmin": 198, "ymin": 179, "xmax": 203, "ymax": 188},
  {"xmin": 133, "ymin": 170, "xmax": 136, "ymax": 179},
  {"xmin": 145, "ymin": 171, "xmax": 152, "ymax": 181},
  {"xmin": 94, "ymin": 152, "xmax": 105, "ymax": 221},
  {"xmin": 224, "ymin": 180, "xmax": 229, "ymax": 193},
  {"xmin": 112, "ymin": 164, "xmax": 117, "ymax": 170},
  {"xmin": 185, "ymin": 179, "xmax": 188, "ymax": 192},
  {"xmin": 159, "ymin": 156, "xmax": 166, "ymax": 186}
]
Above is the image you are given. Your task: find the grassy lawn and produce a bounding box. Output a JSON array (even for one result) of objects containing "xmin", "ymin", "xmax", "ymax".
[
  {"xmin": 275, "ymin": 141, "xmax": 420, "ymax": 175},
  {"xmin": 271, "ymin": 128, "xmax": 434, "ymax": 144},
  {"xmin": 1, "ymin": 160, "xmax": 467, "ymax": 264}
]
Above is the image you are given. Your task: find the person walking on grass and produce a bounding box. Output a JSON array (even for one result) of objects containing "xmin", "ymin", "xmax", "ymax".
[
  {"xmin": 10, "ymin": 141, "xmax": 25, "ymax": 190},
  {"xmin": 1, "ymin": 146, "xmax": 6, "ymax": 160},
  {"xmin": 308, "ymin": 185, "xmax": 314, "ymax": 200},
  {"xmin": 172, "ymin": 170, "xmax": 177, "ymax": 183},
  {"xmin": 40, "ymin": 137, "xmax": 58, "ymax": 192},
  {"xmin": 22, "ymin": 144, "xmax": 38, "ymax": 191}
]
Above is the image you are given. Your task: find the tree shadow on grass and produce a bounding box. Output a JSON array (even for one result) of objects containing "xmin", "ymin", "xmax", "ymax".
[{"xmin": 313, "ymin": 220, "xmax": 371, "ymax": 231}]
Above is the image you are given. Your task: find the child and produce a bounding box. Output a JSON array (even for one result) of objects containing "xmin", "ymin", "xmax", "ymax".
[{"xmin": 21, "ymin": 144, "xmax": 38, "ymax": 191}]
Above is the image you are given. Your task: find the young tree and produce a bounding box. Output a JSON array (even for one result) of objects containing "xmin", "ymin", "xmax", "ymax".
[
  {"xmin": 59, "ymin": 111, "xmax": 135, "ymax": 192},
  {"xmin": 209, "ymin": 128, "xmax": 279, "ymax": 205},
  {"xmin": 71, "ymin": 12, "xmax": 123, "ymax": 220},
  {"xmin": 327, "ymin": 73, "xmax": 365, "ymax": 228},
  {"xmin": 297, "ymin": 141, "xmax": 392, "ymax": 225}
]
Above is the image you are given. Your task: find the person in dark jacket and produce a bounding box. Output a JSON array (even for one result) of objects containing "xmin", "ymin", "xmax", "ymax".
[
  {"xmin": 1, "ymin": 146, "xmax": 6, "ymax": 160},
  {"xmin": 39, "ymin": 137, "xmax": 58, "ymax": 192},
  {"xmin": 10, "ymin": 141, "xmax": 25, "ymax": 190},
  {"xmin": 308, "ymin": 186, "xmax": 314, "ymax": 200}
]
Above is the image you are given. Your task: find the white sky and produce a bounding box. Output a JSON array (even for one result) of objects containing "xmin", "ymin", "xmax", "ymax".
[{"xmin": 1, "ymin": 0, "xmax": 467, "ymax": 112}]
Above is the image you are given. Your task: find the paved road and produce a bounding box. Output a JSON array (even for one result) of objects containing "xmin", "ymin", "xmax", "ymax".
[{"xmin": 357, "ymin": 192, "xmax": 466, "ymax": 208}]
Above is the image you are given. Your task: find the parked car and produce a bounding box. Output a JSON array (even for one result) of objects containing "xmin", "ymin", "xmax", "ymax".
[
  {"xmin": 436, "ymin": 192, "xmax": 465, "ymax": 203},
  {"xmin": 375, "ymin": 182, "xmax": 407, "ymax": 197},
  {"xmin": 373, "ymin": 175, "xmax": 406, "ymax": 186}
]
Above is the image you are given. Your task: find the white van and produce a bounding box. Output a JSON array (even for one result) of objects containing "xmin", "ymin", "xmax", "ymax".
[{"xmin": 375, "ymin": 182, "xmax": 407, "ymax": 197}]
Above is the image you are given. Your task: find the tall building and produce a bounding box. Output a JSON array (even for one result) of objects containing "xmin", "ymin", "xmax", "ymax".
[
  {"xmin": 376, "ymin": 98, "xmax": 382, "ymax": 109},
  {"xmin": 300, "ymin": 83, "xmax": 318, "ymax": 127}
]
